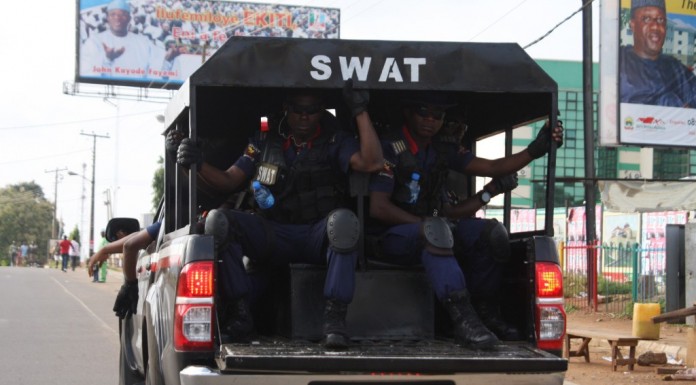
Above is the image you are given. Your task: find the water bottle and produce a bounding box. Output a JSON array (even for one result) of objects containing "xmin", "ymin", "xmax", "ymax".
[
  {"xmin": 252, "ymin": 180, "xmax": 275, "ymax": 209},
  {"xmin": 407, "ymin": 172, "xmax": 421, "ymax": 204}
]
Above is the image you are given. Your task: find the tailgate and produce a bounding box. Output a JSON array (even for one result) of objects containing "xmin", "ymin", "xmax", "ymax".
[{"xmin": 217, "ymin": 340, "xmax": 567, "ymax": 373}]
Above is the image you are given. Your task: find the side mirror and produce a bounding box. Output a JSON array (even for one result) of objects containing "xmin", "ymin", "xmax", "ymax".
[{"xmin": 105, "ymin": 218, "xmax": 141, "ymax": 242}]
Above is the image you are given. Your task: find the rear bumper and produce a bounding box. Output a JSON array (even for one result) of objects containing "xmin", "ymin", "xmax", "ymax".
[{"xmin": 180, "ymin": 366, "xmax": 566, "ymax": 385}]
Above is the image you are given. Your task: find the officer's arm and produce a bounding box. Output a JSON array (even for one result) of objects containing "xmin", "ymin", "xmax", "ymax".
[
  {"xmin": 462, "ymin": 121, "xmax": 563, "ymax": 177},
  {"xmin": 87, "ymin": 232, "xmax": 138, "ymax": 276},
  {"xmin": 462, "ymin": 152, "xmax": 529, "ymax": 178},
  {"xmin": 442, "ymin": 181, "xmax": 500, "ymax": 219},
  {"xmin": 196, "ymin": 163, "xmax": 248, "ymax": 194},
  {"xmin": 369, "ymin": 190, "xmax": 421, "ymax": 225},
  {"xmin": 349, "ymin": 112, "xmax": 383, "ymax": 173},
  {"xmin": 442, "ymin": 195, "xmax": 486, "ymax": 220},
  {"xmin": 121, "ymin": 230, "xmax": 156, "ymax": 282}
]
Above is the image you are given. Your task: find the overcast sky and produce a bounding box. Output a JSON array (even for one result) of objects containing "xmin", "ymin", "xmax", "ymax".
[{"xmin": 0, "ymin": 0, "xmax": 600, "ymax": 254}]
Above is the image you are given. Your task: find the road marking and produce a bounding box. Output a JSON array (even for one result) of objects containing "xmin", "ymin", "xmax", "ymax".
[{"xmin": 51, "ymin": 276, "xmax": 119, "ymax": 337}]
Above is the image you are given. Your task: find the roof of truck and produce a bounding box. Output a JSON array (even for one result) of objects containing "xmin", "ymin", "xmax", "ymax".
[{"xmin": 165, "ymin": 36, "xmax": 557, "ymax": 141}]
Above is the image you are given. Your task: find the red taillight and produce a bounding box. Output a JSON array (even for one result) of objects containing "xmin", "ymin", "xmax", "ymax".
[
  {"xmin": 174, "ymin": 261, "xmax": 215, "ymax": 351},
  {"xmin": 535, "ymin": 262, "xmax": 565, "ymax": 352},
  {"xmin": 536, "ymin": 262, "xmax": 563, "ymax": 298},
  {"xmin": 177, "ymin": 261, "xmax": 214, "ymax": 297}
]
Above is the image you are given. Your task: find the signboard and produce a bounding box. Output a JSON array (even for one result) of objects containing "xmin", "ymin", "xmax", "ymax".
[
  {"xmin": 641, "ymin": 210, "xmax": 687, "ymax": 274},
  {"xmin": 76, "ymin": 0, "xmax": 340, "ymax": 89},
  {"xmin": 617, "ymin": 0, "xmax": 696, "ymax": 148}
]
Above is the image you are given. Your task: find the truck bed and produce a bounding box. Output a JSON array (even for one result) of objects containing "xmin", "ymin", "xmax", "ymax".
[{"xmin": 217, "ymin": 338, "xmax": 567, "ymax": 374}]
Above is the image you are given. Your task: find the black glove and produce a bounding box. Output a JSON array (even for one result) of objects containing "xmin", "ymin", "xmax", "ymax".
[
  {"xmin": 177, "ymin": 138, "xmax": 202, "ymax": 170},
  {"xmin": 342, "ymin": 79, "xmax": 369, "ymax": 117},
  {"xmin": 526, "ymin": 120, "xmax": 563, "ymax": 159},
  {"xmin": 113, "ymin": 280, "xmax": 138, "ymax": 319},
  {"xmin": 490, "ymin": 173, "xmax": 518, "ymax": 195},
  {"xmin": 165, "ymin": 130, "xmax": 185, "ymax": 155}
]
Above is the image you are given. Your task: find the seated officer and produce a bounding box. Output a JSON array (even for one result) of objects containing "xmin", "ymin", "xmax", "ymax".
[
  {"xmin": 175, "ymin": 83, "xmax": 382, "ymax": 349},
  {"xmin": 368, "ymin": 92, "xmax": 562, "ymax": 348},
  {"xmin": 438, "ymin": 111, "xmax": 521, "ymax": 340}
]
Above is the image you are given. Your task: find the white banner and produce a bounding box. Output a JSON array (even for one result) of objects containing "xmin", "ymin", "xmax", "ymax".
[{"xmin": 619, "ymin": 102, "xmax": 696, "ymax": 146}]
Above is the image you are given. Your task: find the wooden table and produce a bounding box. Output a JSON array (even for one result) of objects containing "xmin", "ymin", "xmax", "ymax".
[{"xmin": 564, "ymin": 328, "xmax": 645, "ymax": 371}]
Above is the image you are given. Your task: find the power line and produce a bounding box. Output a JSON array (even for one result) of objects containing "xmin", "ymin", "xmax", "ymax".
[
  {"xmin": 523, "ymin": 0, "xmax": 595, "ymax": 50},
  {"xmin": 0, "ymin": 149, "xmax": 89, "ymax": 166},
  {"xmin": 468, "ymin": 0, "xmax": 531, "ymax": 41},
  {"xmin": 0, "ymin": 109, "xmax": 162, "ymax": 131}
]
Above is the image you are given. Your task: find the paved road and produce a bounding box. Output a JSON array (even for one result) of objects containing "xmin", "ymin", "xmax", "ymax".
[{"xmin": 0, "ymin": 266, "xmax": 123, "ymax": 385}]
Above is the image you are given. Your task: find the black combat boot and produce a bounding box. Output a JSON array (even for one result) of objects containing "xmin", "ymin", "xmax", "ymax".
[
  {"xmin": 441, "ymin": 290, "xmax": 499, "ymax": 349},
  {"xmin": 323, "ymin": 299, "xmax": 350, "ymax": 350},
  {"xmin": 221, "ymin": 297, "xmax": 254, "ymax": 343},
  {"xmin": 472, "ymin": 296, "xmax": 520, "ymax": 341}
]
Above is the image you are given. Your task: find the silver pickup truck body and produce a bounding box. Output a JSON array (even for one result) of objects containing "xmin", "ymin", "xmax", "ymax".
[{"xmin": 117, "ymin": 36, "xmax": 567, "ymax": 385}]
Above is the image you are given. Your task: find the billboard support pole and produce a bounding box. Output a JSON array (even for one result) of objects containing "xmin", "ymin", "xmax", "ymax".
[{"xmin": 583, "ymin": 0, "xmax": 598, "ymax": 309}]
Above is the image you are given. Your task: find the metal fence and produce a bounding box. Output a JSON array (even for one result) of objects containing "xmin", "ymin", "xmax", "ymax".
[{"xmin": 560, "ymin": 241, "xmax": 666, "ymax": 315}]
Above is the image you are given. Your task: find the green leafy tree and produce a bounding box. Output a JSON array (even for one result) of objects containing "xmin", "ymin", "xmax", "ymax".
[
  {"xmin": 152, "ymin": 156, "xmax": 164, "ymax": 211},
  {"xmin": 0, "ymin": 182, "xmax": 54, "ymax": 265},
  {"xmin": 69, "ymin": 226, "xmax": 80, "ymax": 244}
]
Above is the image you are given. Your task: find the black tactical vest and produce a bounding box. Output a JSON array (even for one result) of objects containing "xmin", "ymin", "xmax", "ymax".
[
  {"xmin": 252, "ymin": 118, "xmax": 347, "ymax": 224},
  {"xmin": 386, "ymin": 133, "xmax": 451, "ymax": 217}
]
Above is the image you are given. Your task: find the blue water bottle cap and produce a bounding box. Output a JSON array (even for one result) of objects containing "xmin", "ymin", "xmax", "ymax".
[
  {"xmin": 252, "ymin": 180, "xmax": 261, "ymax": 189},
  {"xmin": 411, "ymin": 172, "xmax": 420, "ymax": 181}
]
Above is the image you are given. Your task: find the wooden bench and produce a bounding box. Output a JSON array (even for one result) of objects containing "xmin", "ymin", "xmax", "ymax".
[{"xmin": 564, "ymin": 328, "xmax": 643, "ymax": 371}]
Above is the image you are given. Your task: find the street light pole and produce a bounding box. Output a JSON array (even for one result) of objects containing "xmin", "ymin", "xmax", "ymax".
[{"xmin": 80, "ymin": 132, "xmax": 109, "ymax": 257}]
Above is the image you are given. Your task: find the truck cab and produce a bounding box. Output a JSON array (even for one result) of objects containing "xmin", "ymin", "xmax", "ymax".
[{"xmin": 117, "ymin": 36, "xmax": 567, "ymax": 385}]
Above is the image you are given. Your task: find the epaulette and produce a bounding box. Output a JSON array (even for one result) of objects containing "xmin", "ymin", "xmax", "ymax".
[{"xmin": 391, "ymin": 139, "xmax": 408, "ymax": 155}]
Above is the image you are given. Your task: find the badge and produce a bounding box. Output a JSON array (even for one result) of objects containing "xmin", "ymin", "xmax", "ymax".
[{"xmin": 255, "ymin": 163, "xmax": 278, "ymax": 185}]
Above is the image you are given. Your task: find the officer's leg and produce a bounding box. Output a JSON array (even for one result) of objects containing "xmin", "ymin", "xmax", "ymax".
[
  {"xmin": 208, "ymin": 210, "xmax": 272, "ymax": 342},
  {"xmin": 419, "ymin": 217, "xmax": 498, "ymax": 349},
  {"xmin": 377, "ymin": 218, "xmax": 496, "ymax": 348},
  {"xmin": 454, "ymin": 218, "xmax": 518, "ymax": 340},
  {"xmin": 296, "ymin": 209, "xmax": 359, "ymax": 349}
]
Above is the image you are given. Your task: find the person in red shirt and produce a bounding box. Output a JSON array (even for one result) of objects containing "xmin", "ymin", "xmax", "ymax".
[{"xmin": 58, "ymin": 235, "xmax": 73, "ymax": 272}]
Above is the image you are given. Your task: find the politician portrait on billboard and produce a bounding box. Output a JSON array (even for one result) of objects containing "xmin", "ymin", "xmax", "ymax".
[
  {"xmin": 77, "ymin": 0, "xmax": 340, "ymax": 89},
  {"xmin": 619, "ymin": 0, "xmax": 696, "ymax": 148}
]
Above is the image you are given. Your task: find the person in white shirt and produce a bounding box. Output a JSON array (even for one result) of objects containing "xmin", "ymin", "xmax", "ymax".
[{"xmin": 69, "ymin": 239, "xmax": 81, "ymax": 272}]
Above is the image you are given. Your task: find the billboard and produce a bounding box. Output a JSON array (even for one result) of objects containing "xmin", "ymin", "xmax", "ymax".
[
  {"xmin": 76, "ymin": 0, "xmax": 340, "ymax": 89},
  {"xmin": 615, "ymin": 0, "xmax": 696, "ymax": 148}
]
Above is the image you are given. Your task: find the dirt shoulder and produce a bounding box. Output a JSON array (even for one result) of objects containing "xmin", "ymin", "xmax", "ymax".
[{"xmin": 564, "ymin": 310, "xmax": 691, "ymax": 385}]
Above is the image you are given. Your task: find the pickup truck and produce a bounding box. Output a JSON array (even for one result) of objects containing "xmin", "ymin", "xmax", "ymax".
[{"xmin": 116, "ymin": 36, "xmax": 568, "ymax": 385}]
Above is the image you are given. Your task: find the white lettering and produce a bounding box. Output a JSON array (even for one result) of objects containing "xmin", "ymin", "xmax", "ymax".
[
  {"xmin": 339, "ymin": 56, "xmax": 371, "ymax": 81},
  {"xmin": 310, "ymin": 55, "xmax": 332, "ymax": 80},
  {"xmin": 404, "ymin": 58, "xmax": 426, "ymax": 82},
  {"xmin": 379, "ymin": 58, "xmax": 403, "ymax": 82}
]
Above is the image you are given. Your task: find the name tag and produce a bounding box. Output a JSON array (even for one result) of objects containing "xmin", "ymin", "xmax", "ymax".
[{"xmin": 256, "ymin": 163, "xmax": 278, "ymax": 185}]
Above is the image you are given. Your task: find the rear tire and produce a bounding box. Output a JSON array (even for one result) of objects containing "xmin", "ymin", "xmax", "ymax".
[{"xmin": 119, "ymin": 318, "xmax": 144, "ymax": 385}]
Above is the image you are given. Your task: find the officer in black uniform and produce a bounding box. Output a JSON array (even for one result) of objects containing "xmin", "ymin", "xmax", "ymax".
[
  {"xmin": 368, "ymin": 92, "xmax": 562, "ymax": 349},
  {"xmin": 175, "ymin": 83, "xmax": 382, "ymax": 350}
]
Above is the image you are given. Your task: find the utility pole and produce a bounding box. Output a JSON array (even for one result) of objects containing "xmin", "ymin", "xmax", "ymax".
[
  {"xmin": 45, "ymin": 167, "xmax": 67, "ymax": 239},
  {"xmin": 80, "ymin": 131, "xmax": 109, "ymax": 258},
  {"xmin": 582, "ymin": 0, "xmax": 597, "ymax": 309}
]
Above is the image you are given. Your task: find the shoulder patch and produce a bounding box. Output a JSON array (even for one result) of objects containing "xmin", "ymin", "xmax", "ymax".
[
  {"xmin": 378, "ymin": 159, "xmax": 395, "ymax": 179},
  {"xmin": 391, "ymin": 139, "xmax": 407, "ymax": 155},
  {"xmin": 243, "ymin": 143, "xmax": 262, "ymax": 161}
]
